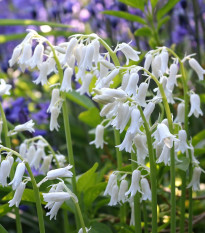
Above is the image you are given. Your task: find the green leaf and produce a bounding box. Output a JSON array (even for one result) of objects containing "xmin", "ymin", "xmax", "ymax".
[
  {"xmin": 0, "ymin": 204, "xmax": 12, "ymax": 217},
  {"xmin": 78, "ymin": 107, "xmax": 101, "ymax": 127},
  {"xmin": 102, "ymin": 11, "xmax": 146, "ymax": 24},
  {"xmin": 77, "ymin": 163, "xmax": 99, "ymax": 193},
  {"xmin": 0, "ymin": 224, "xmax": 9, "ymax": 233},
  {"xmin": 84, "ymin": 182, "xmax": 106, "ymax": 208},
  {"xmin": 90, "ymin": 222, "xmax": 113, "ymax": 233},
  {"xmin": 151, "ymin": 0, "xmax": 159, "ymax": 9},
  {"xmin": 176, "ymin": 157, "xmax": 190, "ymax": 171},
  {"xmin": 66, "ymin": 91, "xmax": 95, "ymax": 110},
  {"xmin": 192, "ymin": 130, "xmax": 205, "ymax": 147},
  {"xmin": 134, "ymin": 27, "xmax": 152, "ymax": 37},
  {"xmin": 118, "ymin": 0, "xmax": 144, "ymax": 11},
  {"xmin": 157, "ymin": 16, "xmax": 170, "ymax": 31},
  {"xmin": 0, "ymin": 19, "xmax": 72, "ymax": 28},
  {"xmin": 194, "ymin": 148, "xmax": 205, "ymax": 156},
  {"xmin": 0, "ymin": 31, "xmax": 74, "ymax": 44},
  {"xmin": 157, "ymin": 0, "xmax": 180, "ymax": 20}
]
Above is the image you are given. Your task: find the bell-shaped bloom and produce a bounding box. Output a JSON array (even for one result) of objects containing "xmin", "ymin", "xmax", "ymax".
[
  {"xmin": 166, "ymin": 63, "xmax": 178, "ymax": 91},
  {"xmin": 0, "ymin": 159, "xmax": 12, "ymax": 186},
  {"xmin": 189, "ymin": 145, "xmax": 200, "ymax": 165},
  {"xmin": 92, "ymin": 39, "xmax": 100, "ymax": 65},
  {"xmin": 46, "ymin": 165, "xmax": 73, "ymax": 180},
  {"xmin": 118, "ymin": 179, "xmax": 128, "ymax": 203},
  {"xmin": 140, "ymin": 178, "xmax": 151, "ymax": 201},
  {"xmin": 104, "ymin": 173, "xmax": 117, "ymax": 196},
  {"xmin": 187, "ymin": 167, "xmax": 202, "ymax": 191},
  {"xmin": 127, "ymin": 108, "xmax": 141, "ymax": 135},
  {"xmin": 189, "ymin": 58, "xmax": 205, "ymax": 80},
  {"xmin": 9, "ymin": 162, "xmax": 26, "ymax": 190},
  {"xmin": 67, "ymin": 55, "xmax": 75, "ymax": 69},
  {"xmin": 118, "ymin": 43, "xmax": 140, "ymax": 65},
  {"xmin": 133, "ymin": 134, "xmax": 148, "ymax": 164},
  {"xmin": 8, "ymin": 182, "xmax": 26, "ymax": 207},
  {"xmin": 125, "ymin": 170, "xmax": 141, "ymax": 197},
  {"xmin": 175, "ymin": 130, "xmax": 191, "ymax": 153},
  {"xmin": 116, "ymin": 131, "xmax": 135, "ymax": 153},
  {"xmin": 74, "ymin": 43, "xmax": 85, "ymax": 66},
  {"xmin": 60, "ymin": 67, "xmax": 73, "ymax": 92},
  {"xmin": 18, "ymin": 43, "xmax": 32, "ymax": 72},
  {"xmin": 33, "ymin": 61, "xmax": 49, "ymax": 85},
  {"xmin": 40, "ymin": 155, "xmax": 53, "ymax": 174},
  {"xmin": 111, "ymin": 103, "xmax": 131, "ymax": 133},
  {"xmin": 80, "ymin": 43, "xmax": 94, "ymax": 71},
  {"xmin": 0, "ymin": 79, "xmax": 12, "ymax": 96},
  {"xmin": 135, "ymin": 82, "xmax": 148, "ymax": 107},
  {"xmin": 26, "ymin": 145, "xmax": 36, "ymax": 164},
  {"xmin": 143, "ymin": 102, "xmax": 155, "ymax": 123},
  {"xmin": 151, "ymin": 55, "xmax": 161, "ymax": 78},
  {"xmin": 47, "ymin": 57, "xmax": 57, "ymax": 76},
  {"xmin": 19, "ymin": 143, "xmax": 27, "ymax": 159},
  {"xmin": 144, "ymin": 53, "xmax": 152, "ymax": 71},
  {"xmin": 108, "ymin": 184, "xmax": 119, "ymax": 206},
  {"xmin": 43, "ymin": 192, "xmax": 70, "ymax": 203},
  {"xmin": 46, "ymin": 201, "xmax": 63, "ymax": 220},
  {"xmin": 27, "ymin": 43, "xmax": 44, "ymax": 69},
  {"xmin": 50, "ymin": 106, "xmax": 61, "ymax": 131},
  {"xmin": 47, "ymin": 88, "xmax": 61, "ymax": 113},
  {"xmin": 98, "ymin": 68, "xmax": 119, "ymax": 88},
  {"xmin": 78, "ymin": 228, "xmax": 91, "ymax": 233},
  {"xmin": 153, "ymin": 123, "xmax": 178, "ymax": 148},
  {"xmin": 125, "ymin": 73, "xmax": 139, "ymax": 96},
  {"xmin": 156, "ymin": 144, "xmax": 170, "ymax": 166},
  {"xmin": 100, "ymin": 102, "xmax": 117, "ymax": 118},
  {"xmin": 174, "ymin": 102, "xmax": 185, "ymax": 123},
  {"xmin": 188, "ymin": 93, "xmax": 203, "ymax": 118},
  {"xmin": 77, "ymin": 73, "xmax": 93, "ymax": 96},
  {"xmin": 121, "ymin": 72, "xmax": 130, "ymax": 90},
  {"xmin": 160, "ymin": 49, "xmax": 169, "ymax": 74},
  {"xmin": 13, "ymin": 120, "xmax": 35, "ymax": 134},
  {"xmin": 90, "ymin": 125, "xmax": 107, "ymax": 149},
  {"xmin": 62, "ymin": 37, "xmax": 78, "ymax": 66},
  {"xmin": 9, "ymin": 45, "xmax": 22, "ymax": 67},
  {"xmin": 30, "ymin": 148, "xmax": 44, "ymax": 169}
]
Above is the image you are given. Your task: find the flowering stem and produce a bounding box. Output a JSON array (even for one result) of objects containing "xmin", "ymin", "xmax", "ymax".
[
  {"xmin": 142, "ymin": 201, "xmax": 149, "ymax": 233},
  {"xmin": 0, "ymin": 102, "xmax": 23, "ymax": 233},
  {"xmin": 137, "ymin": 106, "xmax": 157, "ymax": 233},
  {"xmin": 114, "ymin": 129, "xmax": 122, "ymax": 169},
  {"xmin": 179, "ymin": 170, "xmax": 186, "ymax": 233},
  {"xmin": 0, "ymin": 146, "xmax": 45, "ymax": 233},
  {"xmin": 131, "ymin": 151, "xmax": 142, "ymax": 233}
]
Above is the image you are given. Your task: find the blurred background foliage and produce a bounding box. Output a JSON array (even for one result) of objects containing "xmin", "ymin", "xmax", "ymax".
[{"xmin": 0, "ymin": 0, "xmax": 205, "ymax": 232}]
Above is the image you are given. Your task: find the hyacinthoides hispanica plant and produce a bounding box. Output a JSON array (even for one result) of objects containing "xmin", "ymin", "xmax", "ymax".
[{"xmin": 3, "ymin": 28, "xmax": 205, "ymax": 232}]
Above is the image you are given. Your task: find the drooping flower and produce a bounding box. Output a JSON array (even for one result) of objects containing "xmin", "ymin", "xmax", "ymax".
[
  {"xmin": 46, "ymin": 201, "xmax": 64, "ymax": 220},
  {"xmin": 77, "ymin": 73, "xmax": 93, "ymax": 96},
  {"xmin": 12, "ymin": 120, "xmax": 35, "ymax": 134},
  {"xmin": 166, "ymin": 63, "xmax": 178, "ymax": 92},
  {"xmin": 47, "ymin": 88, "xmax": 61, "ymax": 113},
  {"xmin": 156, "ymin": 144, "xmax": 170, "ymax": 166},
  {"xmin": 133, "ymin": 134, "xmax": 148, "ymax": 164},
  {"xmin": 174, "ymin": 102, "xmax": 185, "ymax": 123},
  {"xmin": 127, "ymin": 108, "xmax": 141, "ymax": 135},
  {"xmin": 151, "ymin": 55, "xmax": 161, "ymax": 78},
  {"xmin": 104, "ymin": 173, "xmax": 117, "ymax": 196},
  {"xmin": 33, "ymin": 61, "xmax": 49, "ymax": 86},
  {"xmin": 118, "ymin": 43, "xmax": 140, "ymax": 65},
  {"xmin": 0, "ymin": 159, "xmax": 11, "ymax": 186},
  {"xmin": 125, "ymin": 73, "xmax": 139, "ymax": 96},
  {"xmin": 187, "ymin": 167, "xmax": 203, "ymax": 191},
  {"xmin": 144, "ymin": 53, "xmax": 152, "ymax": 71},
  {"xmin": 108, "ymin": 184, "xmax": 119, "ymax": 206},
  {"xmin": 135, "ymin": 82, "xmax": 148, "ymax": 107},
  {"xmin": 125, "ymin": 170, "xmax": 141, "ymax": 197},
  {"xmin": 27, "ymin": 43, "xmax": 44, "ymax": 69},
  {"xmin": 8, "ymin": 182, "xmax": 26, "ymax": 207},
  {"xmin": 30, "ymin": 147, "xmax": 44, "ymax": 169},
  {"xmin": 160, "ymin": 49, "xmax": 169, "ymax": 74},
  {"xmin": 118, "ymin": 179, "xmax": 128, "ymax": 203},
  {"xmin": 189, "ymin": 58, "xmax": 205, "ymax": 80},
  {"xmin": 60, "ymin": 67, "xmax": 73, "ymax": 92},
  {"xmin": 40, "ymin": 155, "xmax": 53, "ymax": 174},
  {"xmin": 0, "ymin": 79, "xmax": 12, "ymax": 96},
  {"xmin": 46, "ymin": 165, "xmax": 73, "ymax": 180},
  {"xmin": 188, "ymin": 93, "xmax": 203, "ymax": 118},
  {"xmin": 116, "ymin": 131, "xmax": 135, "ymax": 153},
  {"xmin": 140, "ymin": 178, "xmax": 151, "ymax": 201},
  {"xmin": 43, "ymin": 192, "xmax": 70, "ymax": 203},
  {"xmin": 90, "ymin": 124, "xmax": 107, "ymax": 149},
  {"xmin": 175, "ymin": 130, "xmax": 191, "ymax": 153},
  {"xmin": 9, "ymin": 162, "xmax": 26, "ymax": 190},
  {"xmin": 50, "ymin": 106, "xmax": 61, "ymax": 131}
]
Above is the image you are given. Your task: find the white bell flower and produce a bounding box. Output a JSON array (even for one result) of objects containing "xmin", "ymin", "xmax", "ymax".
[
  {"xmin": 108, "ymin": 184, "xmax": 119, "ymax": 206},
  {"xmin": 50, "ymin": 106, "xmax": 61, "ymax": 131},
  {"xmin": 0, "ymin": 79, "xmax": 12, "ymax": 96},
  {"xmin": 125, "ymin": 73, "xmax": 139, "ymax": 96},
  {"xmin": 27, "ymin": 43, "xmax": 44, "ymax": 69},
  {"xmin": 0, "ymin": 159, "xmax": 12, "ymax": 186},
  {"xmin": 13, "ymin": 120, "xmax": 35, "ymax": 134},
  {"xmin": 151, "ymin": 55, "xmax": 161, "ymax": 78},
  {"xmin": 140, "ymin": 178, "xmax": 151, "ymax": 201},
  {"xmin": 166, "ymin": 63, "xmax": 178, "ymax": 91},
  {"xmin": 104, "ymin": 173, "xmax": 117, "ymax": 196},
  {"xmin": 60, "ymin": 67, "xmax": 73, "ymax": 92},
  {"xmin": 116, "ymin": 131, "xmax": 135, "ymax": 153},
  {"xmin": 47, "ymin": 88, "xmax": 61, "ymax": 113},
  {"xmin": 133, "ymin": 134, "xmax": 148, "ymax": 165},
  {"xmin": 118, "ymin": 179, "xmax": 128, "ymax": 203},
  {"xmin": 92, "ymin": 39, "xmax": 100, "ymax": 66},
  {"xmin": 189, "ymin": 58, "xmax": 205, "ymax": 80},
  {"xmin": 187, "ymin": 167, "xmax": 203, "ymax": 191},
  {"xmin": 30, "ymin": 148, "xmax": 44, "ymax": 169},
  {"xmin": 118, "ymin": 43, "xmax": 140, "ymax": 65},
  {"xmin": 18, "ymin": 43, "xmax": 32, "ymax": 72},
  {"xmin": 40, "ymin": 155, "xmax": 53, "ymax": 174},
  {"xmin": 9, "ymin": 45, "xmax": 22, "ymax": 67},
  {"xmin": 142, "ymin": 102, "xmax": 155, "ymax": 123},
  {"xmin": 62, "ymin": 37, "xmax": 78, "ymax": 66},
  {"xmin": 97, "ymin": 68, "xmax": 119, "ymax": 88},
  {"xmin": 33, "ymin": 61, "xmax": 49, "ymax": 86},
  {"xmin": 127, "ymin": 108, "xmax": 141, "ymax": 135},
  {"xmin": 9, "ymin": 162, "xmax": 26, "ymax": 190},
  {"xmin": 188, "ymin": 93, "xmax": 203, "ymax": 118},
  {"xmin": 78, "ymin": 227, "xmax": 91, "ymax": 233},
  {"xmin": 125, "ymin": 170, "xmax": 141, "ymax": 197},
  {"xmin": 43, "ymin": 192, "xmax": 70, "ymax": 203},
  {"xmin": 156, "ymin": 144, "xmax": 170, "ymax": 166},
  {"xmin": 80, "ymin": 43, "xmax": 94, "ymax": 71},
  {"xmin": 144, "ymin": 53, "xmax": 152, "ymax": 71},
  {"xmin": 46, "ymin": 165, "xmax": 73, "ymax": 180},
  {"xmin": 175, "ymin": 130, "xmax": 191, "ymax": 153},
  {"xmin": 121, "ymin": 72, "xmax": 130, "ymax": 90},
  {"xmin": 89, "ymin": 125, "xmax": 107, "ymax": 149},
  {"xmin": 26, "ymin": 144, "xmax": 36, "ymax": 164},
  {"xmin": 77, "ymin": 73, "xmax": 93, "ymax": 96},
  {"xmin": 135, "ymin": 82, "xmax": 148, "ymax": 107},
  {"xmin": 46, "ymin": 201, "xmax": 63, "ymax": 220},
  {"xmin": 174, "ymin": 102, "xmax": 185, "ymax": 123},
  {"xmin": 160, "ymin": 49, "xmax": 169, "ymax": 74},
  {"xmin": 8, "ymin": 182, "xmax": 26, "ymax": 207}
]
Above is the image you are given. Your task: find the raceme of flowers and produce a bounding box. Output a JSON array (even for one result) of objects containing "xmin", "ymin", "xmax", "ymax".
[{"xmin": 6, "ymin": 29, "xmax": 205, "ymax": 225}]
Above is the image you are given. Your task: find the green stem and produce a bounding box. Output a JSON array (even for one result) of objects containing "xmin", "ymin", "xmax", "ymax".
[
  {"xmin": 0, "ymin": 102, "xmax": 23, "ymax": 233},
  {"xmin": 0, "ymin": 146, "xmax": 45, "ymax": 233},
  {"xmin": 131, "ymin": 151, "xmax": 141, "ymax": 233},
  {"xmin": 138, "ymin": 106, "xmax": 157, "ymax": 233},
  {"xmin": 142, "ymin": 201, "xmax": 149, "ymax": 233},
  {"xmin": 75, "ymin": 202, "xmax": 87, "ymax": 233},
  {"xmin": 179, "ymin": 171, "xmax": 186, "ymax": 233},
  {"xmin": 63, "ymin": 210, "xmax": 70, "ymax": 233},
  {"xmin": 114, "ymin": 129, "xmax": 122, "ymax": 169}
]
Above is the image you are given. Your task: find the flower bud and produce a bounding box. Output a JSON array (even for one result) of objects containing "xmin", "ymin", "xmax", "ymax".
[
  {"xmin": 189, "ymin": 58, "xmax": 205, "ymax": 80},
  {"xmin": 152, "ymin": 55, "xmax": 161, "ymax": 78},
  {"xmin": 46, "ymin": 165, "xmax": 73, "ymax": 180},
  {"xmin": 141, "ymin": 178, "xmax": 151, "ymax": 201},
  {"xmin": 14, "ymin": 120, "xmax": 35, "ymax": 134},
  {"xmin": 174, "ymin": 102, "xmax": 185, "ymax": 123},
  {"xmin": 9, "ymin": 45, "xmax": 22, "ymax": 67},
  {"xmin": 144, "ymin": 53, "xmax": 152, "ymax": 71},
  {"xmin": 136, "ymin": 82, "xmax": 148, "ymax": 107},
  {"xmin": 8, "ymin": 182, "xmax": 26, "ymax": 207}
]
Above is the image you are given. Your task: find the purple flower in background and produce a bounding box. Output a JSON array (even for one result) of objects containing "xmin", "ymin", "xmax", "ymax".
[{"xmin": 32, "ymin": 102, "xmax": 49, "ymax": 125}]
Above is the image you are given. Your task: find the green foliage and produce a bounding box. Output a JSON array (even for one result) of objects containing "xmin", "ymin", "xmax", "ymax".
[
  {"xmin": 192, "ymin": 130, "xmax": 205, "ymax": 147},
  {"xmin": 0, "ymin": 224, "xmax": 9, "ymax": 233},
  {"xmin": 151, "ymin": 0, "xmax": 159, "ymax": 9},
  {"xmin": 89, "ymin": 222, "xmax": 113, "ymax": 233},
  {"xmin": 78, "ymin": 107, "xmax": 101, "ymax": 127},
  {"xmin": 175, "ymin": 157, "xmax": 190, "ymax": 171},
  {"xmin": 0, "ymin": 204, "xmax": 12, "ymax": 218},
  {"xmin": 102, "ymin": 11, "xmax": 146, "ymax": 24},
  {"xmin": 157, "ymin": 16, "xmax": 170, "ymax": 31},
  {"xmin": 118, "ymin": 0, "xmax": 145, "ymax": 11},
  {"xmin": 134, "ymin": 27, "xmax": 152, "ymax": 37},
  {"xmin": 157, "ymin": 0, "xmax": 180, "ymax": 20}
]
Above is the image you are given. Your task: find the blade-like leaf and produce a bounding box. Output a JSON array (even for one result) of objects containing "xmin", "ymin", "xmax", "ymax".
[
  {"xmin": 151, "ymin": 0, "xmax": 159, "ymax": 9},
  {"xmin": 0, "ymin": 204, "xmax": 12, "ymax": 217},
  {"xmin": 0, "ymin": 224, "xmax": 9, "ymax": 233},
  {"xmin": 102, "ymin": 11, "xmax": 146, "ymax": 24},
  {"xmin": 78, "ymin": 107, "xmax": 101, "ymax": 127},
  {"xmin": 0, "ymin": 19, "xmax": 72, "ymax": 28},
  {"xmin": 118, "ymin": 0, "xmax": 144, "ymax": 11},
  {"xmin": 157, "ymin": 0, "xmax": 180, "ymax": 20},
  {"xmin": 157, "ymin": 16, "xmax": 170, "ymax": 31},
  {"xmin": 192, "ymin": 130, "xmax": 205, "ymax": 147},
  {"xmin": 134, "ymin": 26, "xmax": 152, "ymax": 37}
]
